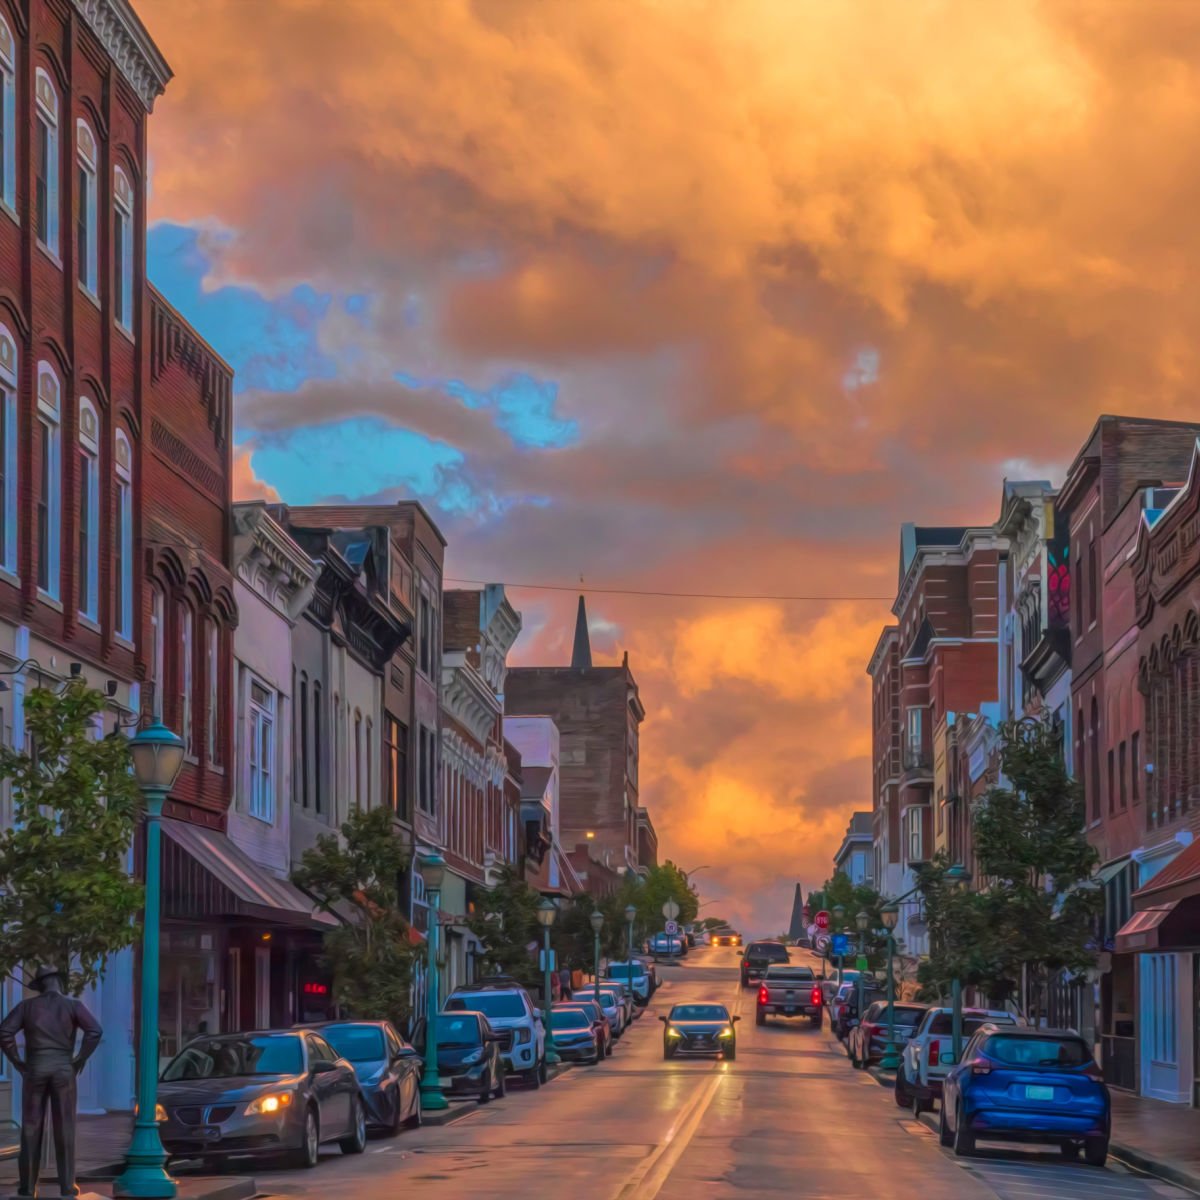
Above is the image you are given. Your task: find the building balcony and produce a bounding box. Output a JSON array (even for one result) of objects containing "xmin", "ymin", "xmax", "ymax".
[{"xmin": 901, "ymin": 747, "xmax": 932, "ymax": 786}]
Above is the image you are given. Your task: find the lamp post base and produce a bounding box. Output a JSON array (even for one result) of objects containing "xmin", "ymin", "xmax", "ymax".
[
  {"xmin": 420, "ymin": 1078, "xmax": 449, "ymax": 1112},
  {"xmin": 879, "ymin": 1043, "xmax": 902, "ymax": 1071},
  {"xmin": 113, "ymin": 1122, "xmax": 177, "ymax": 1199}
]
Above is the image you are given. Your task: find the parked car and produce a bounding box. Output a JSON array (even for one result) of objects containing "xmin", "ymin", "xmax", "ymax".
[
  {"xmin": 444, "ymin": 982, "xmax": 547, "ymax": 1087},
  {"xmin": 606, "ymin": 960, "xmax": 652, "ymax": 1005},
  {"xmin": 554, "ymin": 1000, "xmax": 612, "ymax": 1056},
  {"xmin": 740, "ymin": 940, "xmax": 791, "ymax": 988},
  {"xmin": 604, "ymin": 978, "xmax": 636, "ymax": 1025},
  {"xmin": 940, "ymin": 1026, "xmax": 1110, "ymax": 1165},
  {"xmin": 660, "ymin": 1003, "xmax": 739, "ymax": 1060},
  {"xmin": 549, "ymin": 1007, "xmax": 603, "ymax": 1064},
  {"xmin": 755, "ymin": 964, "xmax": 821, "ymax": 1026},
  {"xmin": 846, "ymin": 1001, "xmax": 927, "ymax": 1068},
  {"xmin": 648, "ymin": 933, "xmax": 685, "ymax": 956},
  {"xmin": 818, "ymin": 971, "xmax": 861, "ymax": 1008},
  {"xmin": 301, "ymin": 1020, "xmax": 423, "ymax": 1133},
  {"xmin": 157, "ymin": 1030, "xmax": 366, "ymax": 1170},
  {"xmin": 582, "ymin": 985, "xmax": 627, "ymax": 1036},
  {"xmin": 896, "ymin": 1006, "xmax": 1018, "ymax": 1114},
  {"xmin": 831, "ymin": 980, "xmax": 885, "ymax": 1041},
  {"xmin": 434, "ymin": 1011, "xmax": 506, "ymax": 1102}
]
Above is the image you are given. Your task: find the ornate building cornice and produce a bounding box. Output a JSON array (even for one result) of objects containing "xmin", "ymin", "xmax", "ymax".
[
  {"xmin": 71, "ymin": 0, "xmax": 172, "ymax": 113},
  {"xmin": 442, "ymin": 651, "xmax": 499, "ymax": 746},
  {"xmin": 233, "ymin": 503, "xmax": 318, "ymax": 622}
]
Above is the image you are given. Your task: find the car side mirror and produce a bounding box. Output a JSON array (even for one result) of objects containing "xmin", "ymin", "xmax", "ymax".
[
  {"xmin": 311, "ymin": 1060, "xmax": 337, "ymax": 1075},
  {"xmin": 731, "ymin": 1015, "xmax": 741, "ymax": 1024},
  {"xmin": 396, "ymin": 1047, "xmax": 418, "ymax": 1059},
  {"xmin": 658, "ymin": 1015, "xmax": 669, "ymax": 1024},
  {"xmin": 940, "ymin": 1051, "xmax": 958, "ymax": 1066}
]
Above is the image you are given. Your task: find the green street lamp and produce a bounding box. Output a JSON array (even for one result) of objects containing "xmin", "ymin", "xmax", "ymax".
[
  {"xmin": 590, "ymin": 910, "xmax": 604, "ymax": 1008},
  {"xmin": 115, "ymin": 722, "xmax": 185, "ymax": 1200},
  {"xmin": 879, "ymin": 901, "xmax": 901, "ymax": 1070},
  {"xmin": 625, "ymin": 904, "xmax": 638, "ymax": 1008},
  {"xmin": 537, "ymin": 899, "xmax": 560, "ymax": 1065},
  {"xmin": 945, "ymin": 863, "xmax": 972, "ymax": 1063},
  {"xmin": 855, "ymin": 909, "xmax": 870, "ymax": 1040},
  {"xmin": 418, "ymin": 853, "xmax": 449, "ymax": 1111}
]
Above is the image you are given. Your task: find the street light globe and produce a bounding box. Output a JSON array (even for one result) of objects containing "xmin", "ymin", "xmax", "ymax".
[
  {"xmin": 418, "ymin": 852, "xmax": 445, "ymax": 893},
  {"xmin": 855, "ymin": 909, "xmax": 870, "ymax": 932},
  {"xmin": 590, "ymin": 910, "xmax": 604, "ymax": 934},
  {"xmin": 624, "ymin": 904, "xmax": 637, "ymax": 923},
  {"xmin": 536, "ymin": 898, "xmax": 557, "ymax": 928},
  {"xmin": 129, "ymin": 721, "xmax": 185, "ymax": 791},
  {"xmin": 880, "ymin": 902, "xmax": 899, "ymax": 931},
  {"xmin": 832, "ymin": 904, "xmax": 846, "ymax": 924},
  {"xmin": 944, "ymin": 863, "xmax": 972, "ymax": 892}
]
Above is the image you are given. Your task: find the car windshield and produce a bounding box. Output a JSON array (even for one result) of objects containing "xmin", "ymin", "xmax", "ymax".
[
  {"xmin": 445, "ymin": 994, "xmax": 525, "ymax": 1019},
  {"xmin": 747, "ymin": 943, "xmax": 789, "ymax": 960},
  {"xmin": 929, "ymin": 1012, "xmax": 1012, "ymax": 1035},
  {"xmin": 321, "ymin": 1025, "xmax": 385, "ymax": 1063},
  {"xmin": 162, "ymin": 1035, "xmax": 302, "ymax": 1081},
  {"xmin": 560, "ymin": 1003, "xmax": 600, "ymax": 1021},
  {"xmin": 983, "ymin": 1035, "xmax": 1091, "ymax": 1067},
  {"xmin": 895, "ymin": 1008, "xmax": 926, "ymax": 1026},
  {"xmin": 607, "ymin": 964, "xmax": 646, "ymax": 978},
  {"xmin": 436, "ymin": 1016, "xmax": 482, "ymax": 1047},
  {"xmin": 550, "ymin": 1011, "xmax": 591, "ymax": 1032},
  {"xmin": 670, "ymin": 1005, "xmax": 729, "ymax": 1022},
  {"xmin": 765, "ymin": 967, "xmax": 814, "ymax": 980}
]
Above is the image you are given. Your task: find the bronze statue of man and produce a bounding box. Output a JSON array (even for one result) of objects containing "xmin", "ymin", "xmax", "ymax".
[{"xmin": 0, "ymin": 966, "xmax": 103, "ymax": 1198}]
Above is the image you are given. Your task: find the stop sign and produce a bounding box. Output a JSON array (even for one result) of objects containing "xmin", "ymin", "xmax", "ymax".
[{"xmin": 814, "ymin": 910, "xmax": 830, "ymax": 930}]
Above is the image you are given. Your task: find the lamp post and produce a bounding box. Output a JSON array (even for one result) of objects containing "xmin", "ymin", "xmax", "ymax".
[
  {"xmin": 879, "ymin": 902, "xmax": 901, "ymax": 1070},
  {"xmin": 418, "ymin": 853, "xmax": 449, "ymax": 1112},
  {"xmin": 590, "ymin": 910, "xmax": 604, "ymax": 1008},
  {"xmin": 624, "ymin": 904, "xmax": 637, "ymax": 1007},
  {"xmin": 855, "ymin": 910, "xmax": 869, "ymax": 1035},
  {"xmin": 537, "ymin": 899, "xmax": 560, "ymax": 1065},
  {"xmin": 115, "ymin": 722, "xmax": 185, "ymax": 1200},
  {"xmin": 832, "ymin": 904, "xmax": 846, "ymax": 985},
  {"xmin": 944, "ymin": 863, "xmax": 972, "ymax": 1063}
]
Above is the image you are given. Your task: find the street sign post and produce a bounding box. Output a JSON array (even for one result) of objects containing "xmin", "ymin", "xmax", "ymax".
[
  {"xmin": 814, "ymin": 910, "xmax": 830, "ymax": 931},
  {"xmin": 664, "ymin": 920, "xmax": 679, "ymax": 936},
  {"xmin": 662, "ymin": 899, "xmax": 681, "ymax": 922},
  {"xmin": 830, "ymin": 933, "xmax": 849, "ymax": 958}
]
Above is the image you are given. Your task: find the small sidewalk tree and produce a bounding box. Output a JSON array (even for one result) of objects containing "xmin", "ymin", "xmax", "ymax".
[{"xmin": 0, "ymin": 682, "xmax": 143, "ymax": 993}]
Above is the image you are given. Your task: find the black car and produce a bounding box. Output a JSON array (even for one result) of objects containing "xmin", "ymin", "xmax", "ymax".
[
  {"xmin": 740, "ymin": 940, "xmax": 790, "ymax": 987},
  {"xmin": 301, "ymin": 1020, "xmax": 423, "ymax": 1133},
  {"xmin": 549, "ymin": 1008, "xmax": 602, "ymax": 1064},
  {"xmin": 660, "ymin": 1003, "xmax": 739, "ymax": 1060},
  {"xmin": 435, "ymin": 1012, "xmax": 506, "ymax": 1103},
  {"xmin": 555, "ymin": 999, "xmax": 612, "ymax": 1056},
  {"xmin": 832, "ymin": 981, "xmax": 885, "ymax": 1040}
]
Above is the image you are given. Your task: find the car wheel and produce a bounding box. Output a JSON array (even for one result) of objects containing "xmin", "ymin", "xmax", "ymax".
[
  {"xmin": 494, "ymin": 1067, "xmax": 507, "ymax": 1099},
  {"xmin": 538, "ymin": 1055, "xmax": 549, "ymax": 1084},
  {"xmin": 938, "ymin": 1104, "xmax": 953, "ymax": 1147},
  {"xmin": 1084, "ymin": 1136, "xmax": 1108, "ymax": 1167},
  {"xmin": 724, "ymin": 1047, "xmax": 736, "ymax": 1061},
  {"xmin": 912, "ymin": 1092, "xmax": 929, "ymax": 1118},
  {"xmin": 663, "ymin": 1045, "xmax": 676, "ymax": 1060},
  {"xmin": 952, "ymin": 1104, "xmax": 975, "ymax": 1158},
  {"xmin": 339, "ymin": 1097, "xmax": 367, "ymax": 1155},
  {"xmin": 404, "ymin": 1091, "xmax": 423, "ymax": 1129},
  {"xmin": 1060, "ymin": 1141, "xmax": 1081, "ymax": 1161},
  {"xmin": 478, "ymin": 1077, "xmax": 491, "ymax": 1103},
  {"xmin": 755, "ymin": 1010, "xmax": 765, "ymax": 1026},
  {"xmin": 894, "ymin": 1071, "xmax": 911, "ymax": 1108},
  {"xmin": 292, "ymin": 1106, "xmax": 320, "ymax": 1169},
  {"xmin": 387, "ymin": 1086, "xmax": 404, "ymax": 1136},
  {"xmin": 605, "ymin": 1038, "xmax": 613, "ymax": 1057},
  {"xmin": 810, "ymin": 1015, "xmax": 822, "ymax": 1028},
  {"xmin": 526, "ymin": 1061, "xmax": 542, "ymax": 1089}
]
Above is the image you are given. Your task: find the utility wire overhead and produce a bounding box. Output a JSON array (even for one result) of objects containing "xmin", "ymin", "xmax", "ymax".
[{"xmin": 444, "ymin": 577, "xmax": 892, "ymax": 602}]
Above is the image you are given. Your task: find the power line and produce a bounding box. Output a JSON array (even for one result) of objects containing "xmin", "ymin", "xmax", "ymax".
[{"xmin": 444, "ymin": 577, "xmax": 892, "ymax": 602}]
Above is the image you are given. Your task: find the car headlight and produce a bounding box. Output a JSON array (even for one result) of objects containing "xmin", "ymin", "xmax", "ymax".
[
  {"xmin": 667, "ymin": 1028, "xmax": 682, "ymax": 1039},
  {"xmin": 719, "ymin": 1028, "xmax": 734, "ymax": 1038},
  {"xmin": 155, "ymin": 1104, "xmax": 167, "ymax": 1122},
  {"xmin": 244, "ymin": 1092, "xmax": 294, "ymax": 1116},
  {"xmin": 463, "ymin": 1049, "xmax": 483, "ymax": 1064},
  {"xmin": 513, "ymin": 1027, "xmax": 531, "ymax": 1045}
]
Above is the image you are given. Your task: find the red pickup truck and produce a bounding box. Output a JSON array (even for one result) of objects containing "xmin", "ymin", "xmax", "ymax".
[{"xmin": 755, "ymin": 965, "xmax": 822, "ymax": 1026}]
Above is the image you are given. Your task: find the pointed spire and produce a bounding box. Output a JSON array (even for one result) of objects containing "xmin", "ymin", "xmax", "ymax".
[{"xmin": 571, "ymin": 594, "xmax": 592, "ymax": 669}]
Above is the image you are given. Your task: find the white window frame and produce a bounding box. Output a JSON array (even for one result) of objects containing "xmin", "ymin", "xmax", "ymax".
[
  {"xmin": 247, "ymin": 675, "xmax": 275, "ymax": 824},
  {"xmin": 114, "ymin": 167, "xmax": 134, "ymax": 332},
  {"xmin": 34, "ymin": 68, "xmax": 58, "ymax": 255},
  {"xmin": 0, "ymin": 16, "xmax": 15, "ymax": 214},
  {"xmin": 75, "ymin": 119, "xmax": 98, "ymax": 295},
  {"xmin": 36, "ymin": 363, "xmax": 61, "ymax": 599},
  {"xmin": 77, "ymin": 396, "xmax": 99, "ymax": 621},
  {"xmin": 114, "ymin": 430, "xmax": 133, "ymax": 639},
  {"xmin": 0, "ymin": 325, "xmax": 16, "ymax": 574},
  {"xmin": 906, "ymin": 808, "xmax": 923, "ymax": 864}
]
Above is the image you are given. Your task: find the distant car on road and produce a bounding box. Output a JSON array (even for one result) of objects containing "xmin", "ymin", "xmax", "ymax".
[
  {"xmin": 648, "ymin": 932, "xmax": 685, "ymax": 957},
  {"xmin": 606, "ymin": 960, "xmax": 651, "ymax": 1005},
  {"xmin": 940, "ymin": 1025, "xmax": 1110, "ymax": 1165},
  {"xmin": 846, "ymin": 1001, "xmax": 927, "ymax": 1068},
  {"xmin": 660, "ymin": 1003, "xmax": 740, "ymax": 1060},
  {"xmin": 756, "ymin": 964, "xmax": 821, "ymax": 1026},
  {"xmin": 740, "ymin": 940, "xmax": 790, "ymax": 988},
  {"xmin": 710, "ymin": 929, "xmax": 742, "ymax": 947}
]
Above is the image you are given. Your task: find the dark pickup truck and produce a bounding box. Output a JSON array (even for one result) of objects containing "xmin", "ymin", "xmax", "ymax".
[
  {"xmin": 740, "ymin": 940, "xmax": 790, "ymax": 987},
  {"xmin": 755, "ymin": 965, "xmax": 821, "ymax": 1026}
]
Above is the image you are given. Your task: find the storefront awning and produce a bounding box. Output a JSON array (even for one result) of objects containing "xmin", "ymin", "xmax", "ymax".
[
  {"xmin": 161, "ymin": 818, "xmax": 337, "ymax": 930},
  {"xmin": 1114, "ymin": 903, "xmax": 1176, "ymax": 953}
]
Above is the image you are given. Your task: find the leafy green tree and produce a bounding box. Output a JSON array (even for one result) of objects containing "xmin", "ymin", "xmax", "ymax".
[
  {"xmin": 807, "ymin": 873, "xmax": 887, "ymax": 970},
  {"xmin": 466, "ymin": 865, "xmax": 543, "ymax": 990},
  {"xmin": 0, "ymin": 683, "xmax": 144, "ymax": 994},
  {"xmin": 292, "ymin": 805, "xmax": 418, "ymax": 1028},
  {"xmin": 917, "ymin": 719, "xmax": 1101, "ymax": 1017}
]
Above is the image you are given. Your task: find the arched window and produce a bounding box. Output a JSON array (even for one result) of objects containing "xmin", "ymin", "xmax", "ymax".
[
  {"xmin": 113, "ymin": 167, "xmax": 133, "ymax": 331},
  {"xmin": 77, "ymin": 396, "xmax": 99, "ymax": 621},
  {"xmin": 178, "ymin": 601, "xmax": 193, "ymax": 756},
  {"xmin": 150, "ymin": 585, "xmax": 165, "ymax": 719},
  {"xmin": 298, "ymin": 672, "xmax": 309, "ymax": 809},
  {"xmin": 354, "ymin": 709, "xmax": 363, "ymax": 809},
  {"xmin": 114, "ymin": 430, "xmax": 133, "ymax": 639},
  {"xmin": 312, "ymin": 680, "xmax": 323, "ymax": 814},
  {"xmin": 35, "ymin": 364, "xmax": 61, "ymax": 598},
  {"xmin": 0, "ymin": 16, "xmax": 15, "ymax": 212},
  {"xmin": 0, "ymin": 326, "xmax": 16, "ymax": 573},
  {"xmin": 34, "ymin": 69, "xmax": 58, "ymax": 254},
  {"xmin": 75, "ymin": 120, "xmax": 97, "ymax": 294}
]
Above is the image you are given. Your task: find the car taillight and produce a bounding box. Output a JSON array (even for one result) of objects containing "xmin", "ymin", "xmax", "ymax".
[
  {"xmin": 927, "ymin": 1039, "xmax": 940, "ymax": 1066},
  {"xmin": 758, "ymin": 986, "xmax": 769, "ymax": 1005},
  {"xmin": 811, "ymin": 986, "xmax": 822, "ymax": 1006},
  {"xmin": 968, "ymin": 1057, "xmax": 992, "ymax": 1075}
]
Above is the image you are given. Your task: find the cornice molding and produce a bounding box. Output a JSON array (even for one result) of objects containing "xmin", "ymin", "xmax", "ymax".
[{"xmin": 71, "ymin": 0, "xmax": 172, "ymax": 113}]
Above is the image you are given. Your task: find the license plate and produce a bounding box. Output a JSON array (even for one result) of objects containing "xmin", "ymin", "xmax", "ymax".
[
  {"xmin": 198, "ymin": 1126, "xmax": 221, "ymax": 1142},
  {"xmin": 438, "ymin": 1076, "xmax": 454, "ymax": 1088},
  {"xmin": 1025, "ymin": 1084, "xmax": 1055, "ymax": 1101},
  {"xmin": 785, "ymin": 991, "xmax": 795, "ymax": 1000},
  {"xmin": 784, "ymin": 1007, "xmax": 795, "ymax": 1015}
]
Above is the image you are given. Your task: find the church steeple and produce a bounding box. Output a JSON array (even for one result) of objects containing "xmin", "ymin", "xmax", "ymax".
[{"xmin": 571, "ymin": 594, "xmax": 592, "ymax": 669}]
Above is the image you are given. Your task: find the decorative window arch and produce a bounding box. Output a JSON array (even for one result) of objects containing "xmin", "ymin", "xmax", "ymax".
[
  {"xmin": 114, "ymin": 429, "xmax": 133, "ymax": 639},
  {"xmin": 113, "ymin": 166, "xmax": 134, "ymax": 331},
  {"xmin": 0, "ymin": 15, "xmax": 15, "ymax": 212},
  {"xmin": 75, "ymin": 119, "xmax": 98, "ymax": 294},
  {"xmin": 77, "ymin": 396, "xmax": 99, "ymax": 620},
  {"xmin": 34, "ymin": 69, "xmax": 59, "ymax": 254},
  {"xmin": 35, "ymin": 363, "xmax": 61, "ymax": 598},
  {"xmin": 0, "ymin": 324, "xmax": 15, "ymax": 573}
]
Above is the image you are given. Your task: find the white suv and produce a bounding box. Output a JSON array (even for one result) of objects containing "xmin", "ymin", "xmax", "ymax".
[
  {"xmin": 896, "ymin": 1006, "xmax": 1017, "ymax": 1115},
  {"xmin": 445, "ymin": 982, "xmax": 547, "ymax": 1087}
]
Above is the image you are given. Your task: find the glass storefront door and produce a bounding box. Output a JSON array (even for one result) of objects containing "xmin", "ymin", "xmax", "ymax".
[{"xmin": 159, "ymin": 928, "xmax": 221, "ymax": 1070}]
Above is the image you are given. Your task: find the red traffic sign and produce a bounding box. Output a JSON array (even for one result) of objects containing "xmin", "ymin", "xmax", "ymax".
[{"xmin": 814, "ymin": 910, "xmax": 830, "ymax": 930}]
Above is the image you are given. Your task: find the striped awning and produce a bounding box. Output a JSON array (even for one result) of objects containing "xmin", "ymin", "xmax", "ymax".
[
  {"xmin": 1114, "ymin": 903, "xmax": 1175, "ymax": 954},
  {"xmin": 161, "ymin": 818, "xmax": 337, "ymax": 929}
]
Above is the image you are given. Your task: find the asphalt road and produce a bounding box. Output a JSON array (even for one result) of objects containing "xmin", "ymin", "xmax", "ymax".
[{"xmin": 246, "ymin": 945, "xmax": 1192, "ymax": 1199}]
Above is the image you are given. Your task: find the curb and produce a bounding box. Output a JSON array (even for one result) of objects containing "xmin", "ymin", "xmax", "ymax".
[{"xmin": 1109, "ymin": 1142, "xmax": 1200, "ymax": 1195}]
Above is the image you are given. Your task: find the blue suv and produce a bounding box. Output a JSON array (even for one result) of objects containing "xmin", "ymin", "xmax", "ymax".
[{"xmin": 940, "ymin": 1025, "xmax": 1109, "ymax": 1166}]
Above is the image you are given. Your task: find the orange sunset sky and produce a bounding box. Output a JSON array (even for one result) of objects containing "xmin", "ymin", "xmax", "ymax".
[{"xmin": 136, "ymin": 0, "xmax": 1200, "ymax": 935}]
